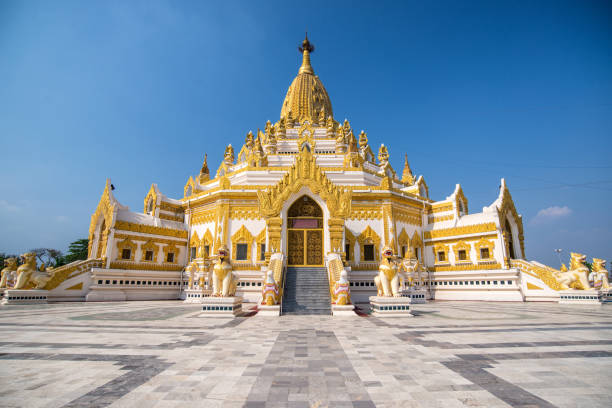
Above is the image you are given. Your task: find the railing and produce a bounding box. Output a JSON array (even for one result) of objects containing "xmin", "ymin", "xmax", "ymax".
[
  {"xmin": 510, "ymin": 259, "xmax": 566, "ymax": 291},
  {"xmin": 280, "ymin": 265, "xmax": 287, "ymax": 315},
  {"xmin": 45, "ymin": 258, "xmax": 103, "ymax": 291}
]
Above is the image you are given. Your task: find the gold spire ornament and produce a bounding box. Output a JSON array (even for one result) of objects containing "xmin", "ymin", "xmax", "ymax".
[
  {"xmin": 401, "ymin": 154, "xmax": 415, "ymax": 185},
  {"xmin": 199, "ymin": 154, "xmax": 210, "ymax": 183},
  {"xmin": 280, "ymin": 34, "xmax": 333, "ymax": 124}
]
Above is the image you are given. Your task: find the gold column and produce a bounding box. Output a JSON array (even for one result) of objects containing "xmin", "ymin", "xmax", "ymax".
[
  {"xmin": 328, "ymin": 218, "xmax": 344, "ymax": 254},
  {"xmin": 265, "ymin": 217, "xmax": 282, "ymax": 261}
]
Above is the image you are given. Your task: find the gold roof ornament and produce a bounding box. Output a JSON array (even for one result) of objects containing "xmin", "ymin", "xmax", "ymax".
[
  {"xmin": 401, "ymin": 154, "xmax": 415, "ymax": 185},
  {"xmin": 280, "ymin": 34, "xmax": 333, "ymax": 124},
  {"xmin": 199, "ymin": 154, "xmax": 210, "ymax": 183}
]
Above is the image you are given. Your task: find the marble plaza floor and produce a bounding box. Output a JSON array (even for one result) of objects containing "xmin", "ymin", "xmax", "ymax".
[{"xmin": 0, "ymin": 301, "xmax": 611, "ymax": 408}]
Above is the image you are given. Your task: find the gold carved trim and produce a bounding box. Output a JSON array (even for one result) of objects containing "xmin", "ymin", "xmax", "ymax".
[
  {"xmin": 114, "ymin": 221, "xmax": 188, "ymax": 239},
  {"xmin": 109, "ymin": 261, "xmax": 183, "ymax": 271},
  {"xmin": 424, "ymin": 223, "xmax": 497, "ymax": 240},
  {"xmin": 428, "ymin": 262, "xmax": 502, "ymax": 272}
]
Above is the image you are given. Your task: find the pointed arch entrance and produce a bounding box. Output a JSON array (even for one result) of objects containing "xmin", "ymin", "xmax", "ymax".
[{"xmin": 287, "ymin": 195, "xmax": 324, "ymax": 266}]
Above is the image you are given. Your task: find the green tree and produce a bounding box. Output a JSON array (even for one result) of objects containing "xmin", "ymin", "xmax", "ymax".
[{"xmin": 61, "ymin": 239, "xmax": 89, "ymax": 265}]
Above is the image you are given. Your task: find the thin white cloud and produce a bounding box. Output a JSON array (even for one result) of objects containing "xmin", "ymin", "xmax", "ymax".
[
  {"xmin": 0, "ymin": 200, "xmax": 21, "ymax": 213},
  {"xmin": 55, "ymin": 215, "xmax": 69, "ymax": 223},
  {"xmin": 530, "ymin": 206, "xmax": 572, "ymax": 225}
]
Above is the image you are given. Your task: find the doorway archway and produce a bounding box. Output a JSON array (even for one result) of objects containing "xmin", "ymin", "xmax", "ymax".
[{"xmin": 287, "ymin": 195, "xmax": 324, "ymax": 266}]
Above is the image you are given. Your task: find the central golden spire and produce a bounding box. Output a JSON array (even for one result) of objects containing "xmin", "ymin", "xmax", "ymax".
[
  {"xmin": 298, "ymin": 33, "xmax": 314, "ymax": 75},
  {"xmin": 280, "ymin": 34, "xmax": 333, "ymax": 123}
]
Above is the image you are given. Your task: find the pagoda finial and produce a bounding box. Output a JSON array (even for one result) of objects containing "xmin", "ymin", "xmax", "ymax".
[
  {"xmin": 298, "ymin": 33, "xmax": 314, "ymax": 75},
  {"xmin": 199, "ymin": 153, "xmax": 210, "ymax": 183},
  {"xmin": 401, "ymin": 154, "xmax": 415, "ymax": 184}
]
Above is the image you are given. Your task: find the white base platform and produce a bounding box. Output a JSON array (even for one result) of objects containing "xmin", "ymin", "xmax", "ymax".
[
  {"xmin": 369, "ymin": 296, "xmax": 413, "ymax": 317},
  {"xmin": 400, "ymin": 288, "xmax": 428, "ymax": 304},
  {"xmin": 200, "ymin": 296, "xmax": 243, "ymax": 316},
  {"xmin": 183, "ymin": 288, "xmax": 212, "ymax": 303},
  {"xmin": 2, "ymin": 289, "xmax": 49, "ymax": 305},
  {"xmin": 559, "ymin": 290, "xmax": 602, "ymax": 304},
  {"xmin": 332, "ymin": 304, "xmax": 355, "ymax": 316},
  {"xmin": 257, "ymin": 304, "xmax": 280, "ymax": 316}
]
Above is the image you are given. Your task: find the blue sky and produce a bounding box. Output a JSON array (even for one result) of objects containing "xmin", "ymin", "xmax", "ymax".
[{"xmin": 1, "ymin": 0, "xmax": 610, "ymax": 266}]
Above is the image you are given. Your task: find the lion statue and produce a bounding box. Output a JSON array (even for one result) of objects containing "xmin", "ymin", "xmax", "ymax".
[
  {"xmin": 554, "ymin": 252, "xmax": 591, "ymax": 290},
  {"xmin": 0, "ymin": 258, "xmax": 18, "ymax": 289},
  {"xmin": 261, "ymin": 270, "xmax": 280, "ymax": 306},
  {"xmin": 212, "ymin": 245, "xmax": 237, "ymax": 297},
  {"xmin": 591, "ymin": 258, "xmax": 609, "ymax": 290},
  {"xmin": 13, "ymin": 252, "xmax": 51, "ymax": 290},
  {"xmin": 374, "ymin": 246, "xmax": 400, "ymax": 297}
]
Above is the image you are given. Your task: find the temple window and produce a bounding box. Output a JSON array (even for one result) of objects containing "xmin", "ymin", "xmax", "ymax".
[
  {"xmin": 236, "ymin": 244, "xmax": 248, "ymax": 261},
  {"xmin": 363, "ymin": 244, "xmax": 375, "ymax": 261},
  {"xmin": 231, "ymin": 225, "xmax": 254, "ymax": 262},
  {"xmin": 166, "ymin": 252, "xmax": 175, "ymax": 263},
  {"xmin": 401, "ymin": 246, "xmax": 407, "ymax": 258},
  {"xmin": 458, "ymin": 250, "xmax": 467, "ymax": 261},
  {"xmin": 345, "ymin": 243, "xmax": 351, "ymax": 261},
  {"xmin": 260, "ymin": 244, "xmax": 265, "ymax": 261},
  {"xmin": 453, "ymin": 241, "xmax": 471, "ymax": 263},
  {"xmin": 145, "ymin": 251, "xmax": 154, "ymax": 261},
  {"xmin": 437, "ymin": 251, "xmax": 446, "ymax": 262},
  {"xmin": 475, "ymin": 238, "xmax": 495, "ymax": 262},
  {"xmin": 190, "ymin": 247, "xmax": 197, "ymax": 260},
  {"xmin": 204, "ymin": 245, "xmax": 210, "ymax": 258},
  {"xmin": 121, "ymin": 249, "xmax": 131, "ymax": 260}
]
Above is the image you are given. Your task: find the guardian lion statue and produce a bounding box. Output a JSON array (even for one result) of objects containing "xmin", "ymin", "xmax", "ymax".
[
  {"xmin": 554, "ymin": 252, "xmax": 591, "ymax": 290},
  {"xmin": 212, "ymin": 245, "xmax": 237, "ymax": 297},
  {"xmin": 374, "ymin": 246, "xmax": 400, "ymax": 297},
  {"xmin": 13, "ymin": 252, "xmax": 51, "ymax": 290},
  {"xmin": 0, "ymin": 258, "xmax": 18, "ymax": 289},
  {"xmin": 591, "ymin": 258, "xmax": 609, "ymax": 290}
]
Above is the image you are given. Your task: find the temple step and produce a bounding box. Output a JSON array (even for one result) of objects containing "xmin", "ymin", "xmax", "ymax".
[{"xmin": 281, "ymin": 267, "xmax": 331, "ymax": 315}]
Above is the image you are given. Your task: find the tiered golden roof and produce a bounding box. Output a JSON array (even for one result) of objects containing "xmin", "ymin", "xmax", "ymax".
[{"xmin": 280, "ymin": 35, "xmax": 333, "ymax": 122}]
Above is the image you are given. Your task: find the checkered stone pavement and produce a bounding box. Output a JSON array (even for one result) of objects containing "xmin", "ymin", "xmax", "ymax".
[{"xmin": 0, "ymin": 301, "xmax": 611, "ymax": 407}]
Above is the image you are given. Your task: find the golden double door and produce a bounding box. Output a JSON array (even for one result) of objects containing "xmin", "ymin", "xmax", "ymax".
[{"xmin": 287, "ymin": 229, "xmax": 323, "ymax": 266}]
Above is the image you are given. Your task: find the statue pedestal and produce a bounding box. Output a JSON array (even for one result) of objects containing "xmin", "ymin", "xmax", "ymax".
[
  {"xmin": 2, "ymin": 289, "xmax": 49, "ymax": 305},
  {"xmin": 400, "ymin": 288, "xmax": 428, "ymax": 304},
  {"xmin": 369, "ymin": 296, "xmax": 413, "ymax": 317},
  {"xmin": 183, "ymin": 288, "xmax": 212, "ymax": 303},
  {"xmin": 332, "ymin": 304, "xmax": 355, "ymax": 316},
  {"xmin": 258, "ymin": 304, "xmax": 280, "ymax": 316},
  {"xmin": 559, "ymin": 290, "xmax": 602, "ymax": 305},
  {"xmin": 200, "ymin": 296, "xmax": 243, "ymax": 316}
]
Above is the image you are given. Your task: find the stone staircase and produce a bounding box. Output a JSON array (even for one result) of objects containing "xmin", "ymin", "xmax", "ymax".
[{"xmin": 282, "ymin": 267, "xmax": 331, "ymax": 315}]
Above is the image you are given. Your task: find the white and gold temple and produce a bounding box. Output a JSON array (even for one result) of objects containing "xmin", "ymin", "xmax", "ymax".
[{"xmin": 1, "ymin": 36, "xmax": 608, "ymax": 308}]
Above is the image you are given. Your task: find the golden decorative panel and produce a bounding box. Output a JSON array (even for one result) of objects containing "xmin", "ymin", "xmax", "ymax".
[
  {"xmin": 424, "ymin": 223, "xmax": 497, "ymax": 240},
  {"xmin": 230, "ymin": 206, "xmax": 260, "ymax": 220},
  {"xmin": 349, "ymin": 208, "xmax": 382, "ymax": 220},
  {"xmin": 288, "ymin": 230, "xmax": 304, "ymax": 265},
  {"xmin": 257, "ymin": 147, "xmax": 351, "ymax": 219},
  {"xmin": 306, "ymin": 230, "xmax": 323, "ymax": 265},
  {"xmin": 109, "ymin": 261, "xmax": 183, "ymax": 272},
  {"xmin": 114, "ymin": 221, "xmax": 188, "ymax": 239},
  {"xmin": 428, "ymin": 262, "xmax": 502, "ymax": 272}
]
